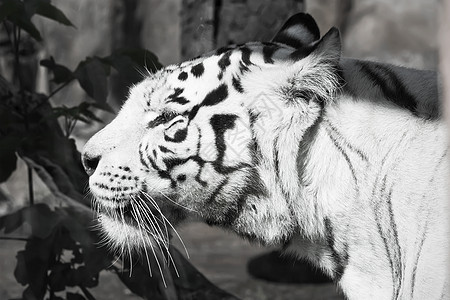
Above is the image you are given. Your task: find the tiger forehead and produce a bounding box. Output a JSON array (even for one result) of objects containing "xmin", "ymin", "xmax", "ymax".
[{"xmin": 132, "ymin": 42, "xmax": 293, "ymax": 110}]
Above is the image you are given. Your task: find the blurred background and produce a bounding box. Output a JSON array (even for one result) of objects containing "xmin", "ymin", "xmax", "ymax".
[{"xmin": 0, "ymin": 0, "xmax": 445, "ymax": 299}]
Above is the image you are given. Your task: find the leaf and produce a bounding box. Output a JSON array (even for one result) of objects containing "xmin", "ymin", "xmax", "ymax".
[
  {"xmin": 16, "ymin": 236, "xmax": 55, "ymax": 299},
  {"xmin": 0, "ymin": 0, "xmax": 22, "ymax": 23},
  {"xmin": 24, "ymin": 203, "xmax": 61, "ymax": 239},
  {"xmin": 0, "ymin": 204, "xmax": 61, "ymax": 237},
  {"xmin": 8, "ymin": 13, "xmax": 43, "ymax": 41},
  {"xmin": 90, "ymin": 102, "xmax": 115, "ymax": 114},
  {"xmin": 34, "ymin": 1, "xmax": 74, "ymax": 27},
  {"xmin": 0, "ymin": 207, "xmax": 24, "ymax": 234},
  {"xmin": 48, "ymin": 262, "xmax": 70, "ymax": 292},
  {"xmin": 78, "ymin": 102, "xmax": 103, "ymax": 123},
  {"xmin": 71, "ymin": 247, "xmax": 83, "ymax": 264},
  {"xmin": 59, "ymin": 207, "xmax": 113, "ymax": 275},
  {"xmin": 112, "ymin": 48, "xmax": 162, "ymax": 73},
  {"xmin": 169, "ymin": 247, "xmax": 240, "ymax": 300},
  {"xmin": 115, "ymin": 265, "xmax": 166, "ymax": 300},
  {"xmin": 66, "ymin": 292, "xmax": 86, "ymax": 300},
  {"xmin": 0, "ymin": 0, "xmax": 43, "ymax": 41},
  {"xmin": 14, "ymin": 250, "xmax": 29, "ymax": 285},
  {"xmin": 40, "ymin": 57, "xmax": 74, "ymax": 84},
  {"xmin": 102, "ymin": 48, "xmax": 162, "ymax": 83},
  {"xmin": 74, "ymin": 58, "xmax": 109, "ymax": 103},
  {"xmin": 0, "ymin": 136, "xmax": 20, "ymax": 182},
  {"xmin": 74, "ymin": 266, "xmax": 98, "ymax": 288},
  {"xmin": 52, "ymin": 102, "xmax": 103, "ymax": 124},
  {"xmin": 22, "ymin": 285, "xmax": 41, "ymax": 300}
]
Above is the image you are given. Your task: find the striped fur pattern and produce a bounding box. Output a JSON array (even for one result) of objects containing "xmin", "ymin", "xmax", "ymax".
[{"xmin": 82, "ymin": 13, "xmax": 449, "ymax": 299}]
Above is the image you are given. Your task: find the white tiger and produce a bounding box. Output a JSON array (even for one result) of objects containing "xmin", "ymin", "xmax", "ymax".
[{"xmin": 82, "ymin": 13, "xmax": 449, "ymax": 299}]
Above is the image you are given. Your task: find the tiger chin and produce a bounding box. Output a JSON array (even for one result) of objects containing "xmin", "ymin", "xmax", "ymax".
[{"xmin": 82, "ymin": 13, "xmax": 448, "ymax": 300}]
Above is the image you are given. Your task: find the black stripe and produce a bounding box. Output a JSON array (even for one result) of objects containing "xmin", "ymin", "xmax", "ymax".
[
  {"xmin": 194, "ymin": 127, "xmax": 208, "ymax": 187},
  {"xmin": 168, "ymin": 88, "xmax": 183, "ymax": 99},
  {"xmin": 139, "ymin": 148, "xmax": 150, "ymax": 169},
  {"xmin": 191, "ymin": 63, "xmax": 205, "ymax": 77},
  {"xmin": 249, "ymin": 110, "xmax": 259, "ymax": 127},
  {"xmin": 194, "ymin": 166, "xmax": 208, "ymax": 187},
  {"xmin": 272, "ymin": 136, "xmax": 292, "ymax": 200},
  {"xmin": 324, "ymin": 218, "xmax": 349, "ymax": 280},
  {"xmin": 239, "ymin": 61, "xmax": 249, "ymax": 74},
  {"xmin": 162, "ymin": 157, "xmax": 190, "ymax": 171},
  {"xmin": 222, "ymin": 167, "xmax": 266, "ymax": 226},
  {"xmin": 374, "ymin": 178, "xmax": 395, "ymax": 297},
  {"xmin": 202, "ymin": 84, "xmax": 228, "ymax": 106},
  {"xmin": 178, "ymin": 71, "xmax": 188, "ymax": 81},
  {"xmin": 357, "ymin": 62, "xmax": 418, "ymax": 115},
  {"xmin": 187, "ymin": 105, "xmax": 200, "ymax": 121},
  {"xmin": 273, "ymin": 137, "xmax": 281, "ymax": 181},
  {"xmin": 262, "ymin": 45, "xmax": 277, "ymax": 64},
  {"xmin": 326, "ymin": 130, "xmax": 359, "ymax": 195},
  {"xmin": 207, "ymin": 178, "xmax": 229, "ymax": 204},
  {"xmin": 411, "ymin": 148, "xmax": 447, "ymax": 298},
  {"xmin": 159, "ymin": 145, "xmax": 174, "ymax": 154},
  {"xmin": 167, "ymin": 96, "xmax": 189, "ymax": 105},
  {"xmin": 210, "ymin": 114, "xmax": 237, "ymax": 166},
  {"xmin": 167, "ymin": 88, "xmax": 189, "ymax": 105},
  {"xmin": 146, "ymin": 151, "xmax": 176, "ymax": 187},
  {"xmin": 373, "ymin": 175, "xmax": 402, "ymax": 300},
  {"xmin": 386, "ymin": 185, "xmax": 402, "ymax": 300},
  {"xmin": 215, "ymin": 46, "xmax": 233, "ymax": 55},
  {"xmin": 410, "ymin": 223, "xmax": 427, "ymax": 298},
  {"xmin": 232, "ymin": 76, "xmax": 244, "ymax": 93},
  {"xmin": 324, "ymin": 119, "xmax": 369, "ymax": 162},
  {"xmin": 240, "ymin": 47, "xmax": 253, "ymax": 66},
  {"xmin": 368, "ymin": 135, "xmax": 409, "ymax": 298},
  {"xmin": 218, "ymin": 51, "xmax": 231, "ymax": 71}
]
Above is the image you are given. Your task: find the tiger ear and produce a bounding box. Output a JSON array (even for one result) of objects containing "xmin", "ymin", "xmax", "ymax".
[
  {"xmin": 278, "ymin": 28, "xmax": 342, "ymax": 106},
  {"xmin": 290, "ymin": 27, "xmax": 341, "ymax": 65},
  {"xmin": 271, "ymin": 13, "xmax": 321, "ymax": 48}
]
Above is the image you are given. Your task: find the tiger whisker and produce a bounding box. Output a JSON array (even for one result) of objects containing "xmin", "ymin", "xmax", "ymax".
[
  {"xmin": 141, "ymin": 191, "xmax": 190, "ymax": 259},
  {"xmin": 133, "ymin": 198, "xmax": 181, "ymax": 276},
  {"xmin": 133, "ymin": 197, "xmax": 174, "ymax": 271},
  {"xmin": 118, "ymin": 199, "xmax": 134, "ymax": 276},
  {"xmin": 133, "ymin": 204, "xmax": 180, "ymax": 278},
  {"xmin": 139, "ymin": 192, "xmax": 170, "ymax": 244},
  {"xmin": 134, "ymin": 198, "xmax": 171, "ymax": 259},
  {"xmin": 130, "ymin": 200, "xmax": 154, "ymax": 277},
  {"xmin": 134, "ymin": 197, "xmax": 168, "ymax": 247},
  {"xmin": 133, "ymin": 199, "xmax": 168, "ymax": 252},
  {"xmin": 158, "ymin": 191, "xmax": 198, "ymax": 213}
]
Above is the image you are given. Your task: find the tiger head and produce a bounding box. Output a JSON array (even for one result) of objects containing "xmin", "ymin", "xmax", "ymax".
[{"xmin": 82, "ymin": 13, "xmax": 342, "ymax": 252}]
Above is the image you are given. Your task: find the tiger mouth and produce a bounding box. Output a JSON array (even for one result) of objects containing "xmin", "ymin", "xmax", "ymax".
[{"xmin": 94, "ymin": 194, "xmax": 164, "ymax": 227}]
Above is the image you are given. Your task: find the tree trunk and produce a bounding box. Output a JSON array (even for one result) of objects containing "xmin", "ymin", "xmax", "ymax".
[{"xmin": 180, "ymin": 0, "xmax": 304, "ymax": 60}]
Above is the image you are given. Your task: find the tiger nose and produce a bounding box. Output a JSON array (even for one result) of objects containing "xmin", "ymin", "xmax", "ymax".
[{"xmin": 82, "ymin": 153, "xmax": 101, "ymax": 176}]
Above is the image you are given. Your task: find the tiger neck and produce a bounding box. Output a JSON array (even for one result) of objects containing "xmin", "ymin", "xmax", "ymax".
[
  {"xmin": 232, "ymin": 57, "xmax": 441, "ymax": 247},
  {"xmin": 284, "ymin": 61, "xmax": 445, "ymax": 280}
]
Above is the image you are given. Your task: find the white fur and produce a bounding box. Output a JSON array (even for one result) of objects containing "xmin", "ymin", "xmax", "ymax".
[{"xmin": 83, "ymin": 30, "xmax": 448, "ymax": 299}]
